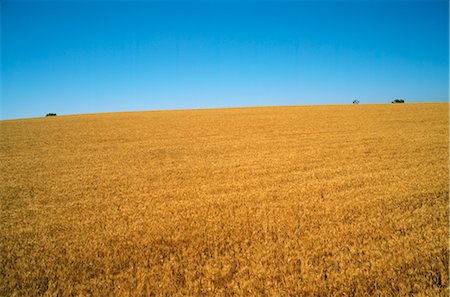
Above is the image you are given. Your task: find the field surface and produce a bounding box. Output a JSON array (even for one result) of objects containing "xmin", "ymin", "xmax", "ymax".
[{"xmin": 1, "ymin": 103, "xmax": 448, "ymax": 296}]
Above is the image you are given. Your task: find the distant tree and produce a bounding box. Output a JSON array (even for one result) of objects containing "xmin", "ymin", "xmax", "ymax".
[
  {"xmin": 352, "ymin": 99, "xmax": 360, "ymax": 104},
  {"xmin": 46, "ymin": 113, "xmax": 57, "ymax": 116},
  {"xmin": 391, "ymin": 99, "xmax": 405, "ymax": 104}
]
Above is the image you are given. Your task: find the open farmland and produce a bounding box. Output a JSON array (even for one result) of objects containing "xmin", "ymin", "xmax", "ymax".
[{"xmin": 0, "ymin": 103, "xmax": 448, "ymax": 296}]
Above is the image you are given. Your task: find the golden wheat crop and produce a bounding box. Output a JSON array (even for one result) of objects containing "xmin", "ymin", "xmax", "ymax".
[{"xmin": 0, "ymin": 103, "xmax": 448, "ymax": 296}]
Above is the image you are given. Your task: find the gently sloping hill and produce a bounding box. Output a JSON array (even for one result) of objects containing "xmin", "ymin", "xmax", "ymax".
[{"xmin": 0, "ymin": 103, "xmax": 448, "ymax": 296}]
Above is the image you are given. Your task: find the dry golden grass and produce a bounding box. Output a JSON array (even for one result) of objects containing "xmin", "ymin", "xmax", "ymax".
[{"xmin": 0, "ymin": 103, "xmax": 448, "ymax": 296}]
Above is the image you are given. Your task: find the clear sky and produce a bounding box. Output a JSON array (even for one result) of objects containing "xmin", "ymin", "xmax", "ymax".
[{"xmin": 1, "ymin": 0, "xmax": 448, "ymax": 120}]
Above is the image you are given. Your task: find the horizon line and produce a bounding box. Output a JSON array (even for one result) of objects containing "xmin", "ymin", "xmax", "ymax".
[{"xmin": 2, "ymin": 101, "xmax": 448, "ymax": 122}]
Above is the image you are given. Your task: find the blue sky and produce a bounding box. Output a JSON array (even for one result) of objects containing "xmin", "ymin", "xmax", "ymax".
[{"xmin": 1, "ymin": 0, "xmax": 448, "ymax": 120}]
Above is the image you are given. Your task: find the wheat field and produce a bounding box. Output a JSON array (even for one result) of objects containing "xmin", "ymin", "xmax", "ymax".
[{"xmin": 0, "ymin": 103, "xmax": 448, "ymax": 296}]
